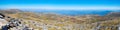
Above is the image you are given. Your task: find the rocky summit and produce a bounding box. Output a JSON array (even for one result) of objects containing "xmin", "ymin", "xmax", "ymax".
[{"xmin": 0, "ymin": 13, "xmax": 33, "ymax": 30}]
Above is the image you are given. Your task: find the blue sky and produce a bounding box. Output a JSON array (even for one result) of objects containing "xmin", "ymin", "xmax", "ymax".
[{"xmin": 0, "ymin": 0, "xmax": 120, "ymax": 10}]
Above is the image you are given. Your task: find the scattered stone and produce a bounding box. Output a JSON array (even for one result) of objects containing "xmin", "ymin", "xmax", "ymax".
[{"xmin": 0, "ymin": 13, "xmax": 33, "ymax": 30}]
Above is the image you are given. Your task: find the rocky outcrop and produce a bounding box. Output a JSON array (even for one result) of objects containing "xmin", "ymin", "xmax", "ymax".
[{"xmin": 0, "ymin": 13, "xmax": 33, "ymax": 30}]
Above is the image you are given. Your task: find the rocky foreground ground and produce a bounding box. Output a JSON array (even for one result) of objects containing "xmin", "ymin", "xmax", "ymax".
[{"xmin": 0, "ymin": 9, "xmax": 120, "ymax": 30}]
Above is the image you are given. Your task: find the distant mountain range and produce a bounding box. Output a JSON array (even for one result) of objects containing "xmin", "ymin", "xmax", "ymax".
[
  {"xmin": 0, "ymin": 9, "xmax": 23, "ymax": 14},
  {"xmin": 1, "ymin": 9, "xmax": 120, "ymax": 16},
  {"xmin": 21, "ymin": 9, "xmax": 120, "ymax": 16}
]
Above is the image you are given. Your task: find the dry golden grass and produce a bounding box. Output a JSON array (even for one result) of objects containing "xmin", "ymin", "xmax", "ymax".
[{"xmin": 5, "ymin": 12, "xmax": 120, "ymax": 30}]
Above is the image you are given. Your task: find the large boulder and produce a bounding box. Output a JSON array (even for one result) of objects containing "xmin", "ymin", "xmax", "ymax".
[
  {"xmin": 0, "ymin": 13, "xmax": 5, "ymax": 19},
  {"xmin": 0, "ymin": 19, "xmax": 8, "ymax": 29}
]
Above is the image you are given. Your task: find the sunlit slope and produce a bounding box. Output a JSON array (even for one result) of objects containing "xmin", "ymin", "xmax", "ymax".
[{"xmin": 6, "ymin": 12, "xmax": 120, "ymax": 30}]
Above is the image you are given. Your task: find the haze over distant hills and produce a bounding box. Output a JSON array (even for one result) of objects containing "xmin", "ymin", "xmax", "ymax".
[
  {"xmin": 0, "ymin": 9, "xmax": 120, "ymax": 16},
  {"xmin": 20, "ymin": 9, "xmax": 120, "ymax": 16}
]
